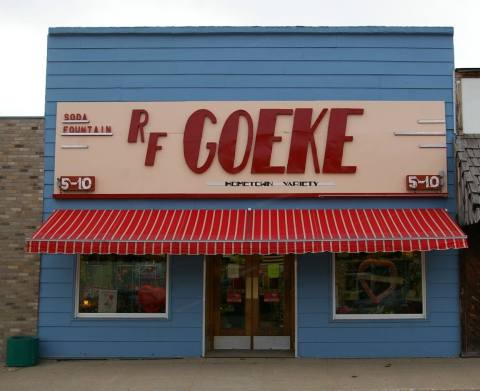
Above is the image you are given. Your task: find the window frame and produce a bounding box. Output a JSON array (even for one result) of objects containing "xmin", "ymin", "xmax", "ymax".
[
  {"xmin": 331, "ymin": 252, "xmax": 426, "ymax": 320},
  {"xmin": 74, "ymin": 254, "xmax": 170, "ymax": 319}
]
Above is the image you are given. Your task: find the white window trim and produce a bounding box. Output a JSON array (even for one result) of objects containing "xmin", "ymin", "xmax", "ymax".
[
  {"xmin": 331, "ymin": 252, "xmax": 426, "ymax": 320},
  {"xmin": 75, "ymin": 254, "xmax": 170, "ymax": 319}
]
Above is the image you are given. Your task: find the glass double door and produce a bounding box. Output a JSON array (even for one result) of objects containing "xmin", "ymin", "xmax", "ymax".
[{"xmin": 206, "ymin": 255, "xmax": 294, "ymax": 351}]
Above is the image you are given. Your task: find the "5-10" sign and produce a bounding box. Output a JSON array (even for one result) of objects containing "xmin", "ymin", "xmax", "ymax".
[
  {"xmin": 57, "ymin": 176, "xmax": 95, "ymax": 192},
  {"xmin": 406, "ymin": 175, "xmax": 442, "ymax": 191}
]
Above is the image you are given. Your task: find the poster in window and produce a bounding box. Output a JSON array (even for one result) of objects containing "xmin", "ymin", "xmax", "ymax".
[
  {"xmin": 227, "ymin": 289, "xmax": 242, "ymax": 303},
  {"xmin": 267, "ymin": 263, "xmax": 280, "ymax": 279},
  {"xmin": 227, "ymin": 263, "xmax": 240, "ymax": 279},
  {"xmin": 98, "ymin": 289, "xmax": 118, "ymax": 313},
  {"xmin": 264, "ymin": 291, "xmax": 280, "ymax": 303}
]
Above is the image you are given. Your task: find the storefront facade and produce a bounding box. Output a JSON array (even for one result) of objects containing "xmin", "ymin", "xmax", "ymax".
[{"xmin": 28, "ymin": 26, "xmax": 467, "ymax": 358}]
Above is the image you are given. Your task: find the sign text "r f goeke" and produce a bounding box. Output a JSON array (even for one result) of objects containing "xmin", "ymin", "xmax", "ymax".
[{"xmin": 127, "ymin": 107, "xmax": 363, "ymax": 174}]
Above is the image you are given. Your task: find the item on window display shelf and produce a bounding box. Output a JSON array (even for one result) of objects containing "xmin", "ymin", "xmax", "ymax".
[
  {"xmin": 358, "ymin": 258, "xmax": 398, "ymax": 305},
  {"xmin": 79, "ymin": 296, "xmax": 97, "ymax": 312},
  {"xmin": 138, "ymin": 285, "xmax": 166, "ymax": 313},
  {"xmin": 336, "ymin": 305, "xmax": 353, "ymax": 314}
]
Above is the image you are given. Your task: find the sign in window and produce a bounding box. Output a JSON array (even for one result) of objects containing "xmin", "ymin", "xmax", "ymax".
[{"xmin": 333, "ymin": 252, "xmax": 425, "ymax": 319}]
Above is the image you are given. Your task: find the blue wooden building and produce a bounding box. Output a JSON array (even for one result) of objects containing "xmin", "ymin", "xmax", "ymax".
[{"xmin": 28, "ymin": 26, "xmax": 468, "ymax": 358}]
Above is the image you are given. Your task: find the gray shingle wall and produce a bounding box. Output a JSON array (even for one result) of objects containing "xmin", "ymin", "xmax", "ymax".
[
  {"xmin": 0, "ymin": 118, "xmax": 44, "ymax": 360},
  {"xmin": 456, "ymin": 135, "xmax": 480, "ymax": 225}
]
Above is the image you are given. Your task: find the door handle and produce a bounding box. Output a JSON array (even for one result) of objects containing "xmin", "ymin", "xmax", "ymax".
[
  {"xmin": 252, "ymin": 277, "xmax": 258, "ymax": 299},
  {"xmin": 246, "ymin": 276, "xmax": 252, "ymax": 299},
  {"xmin": 245, "ymin": 276, "xmax": 258, "ymax": 299}
]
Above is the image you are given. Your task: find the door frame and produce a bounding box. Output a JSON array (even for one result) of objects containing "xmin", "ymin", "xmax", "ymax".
[{"xmin": 203, "ymin": 254, "xmax": 297, "ymax": 355}]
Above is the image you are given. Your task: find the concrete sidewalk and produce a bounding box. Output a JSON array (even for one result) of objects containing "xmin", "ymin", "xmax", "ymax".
[{"xmin": 1, "ymin": 357, "xmax": 480, "ymax": 391}]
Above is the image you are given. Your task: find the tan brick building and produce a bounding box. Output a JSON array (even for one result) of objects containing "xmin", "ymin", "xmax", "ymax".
[{"xmin": 0, "ymin": 117, "xmax": 44, "ymax": 360}]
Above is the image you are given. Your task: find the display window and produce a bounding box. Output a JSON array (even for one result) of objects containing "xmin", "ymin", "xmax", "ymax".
[
  {"xmin": 75, "ymin": 254, "xmax": 169, "ymax": 318},
  {"xmin": 333, "ymin": 252, "xmax": 425, "ymax": 319}
]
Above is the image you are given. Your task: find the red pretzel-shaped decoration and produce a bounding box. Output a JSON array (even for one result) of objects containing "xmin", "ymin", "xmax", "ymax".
[{"xmin": 358, "ymin": 258, "xmax": 398, "ymax": 305}]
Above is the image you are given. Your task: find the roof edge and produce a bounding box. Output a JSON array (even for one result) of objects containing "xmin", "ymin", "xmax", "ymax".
[
  {"xmin": 456, "ymin": 134, "xmax": 480, "ymax": 139},
  {"xmin": 456, "ymin": 68, "xmax": 480, "ymax": 77},
  {"xmin": 48, "ymin": 26, "xmax": 454, "ymax": 36},
  {"xmin": 0, "ymin": 116, "xmax": 44, "ymax": 119}
]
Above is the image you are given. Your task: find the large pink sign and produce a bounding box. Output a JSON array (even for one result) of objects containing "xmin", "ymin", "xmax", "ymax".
[{"xmin": 54, "ymin": 101, "xmax": 447, "ymax": 198}]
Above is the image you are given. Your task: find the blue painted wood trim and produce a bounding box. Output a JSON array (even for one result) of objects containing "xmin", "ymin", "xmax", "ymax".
[{"xmin": 49, "ymin": 26, "xmax": 454, "ymax": 35}]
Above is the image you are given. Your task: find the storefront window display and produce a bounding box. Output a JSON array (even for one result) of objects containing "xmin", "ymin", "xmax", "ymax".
[
  {"xmin": 334, "ymin": 252, "xmax": 425, "ymax": 319},
  {"xmin": 76, "ymin": 254, "xmax": 168, "ymax": 318}
]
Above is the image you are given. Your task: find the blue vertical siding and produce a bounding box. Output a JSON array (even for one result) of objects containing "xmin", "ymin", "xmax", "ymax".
[
  {"xmin": 42, "ymin": 27, "xmax": 455, "ymax": 215},
  {"xmin": 38, "ymin": 255, "xmax": 203, "ymax": 358},
  {"xmin": 297, "ymin": 252, "xmax": 460, "ymax": 357},
  {"xmin": 40, "ymin": 26, "xmax": 458, "ymax": 358}
]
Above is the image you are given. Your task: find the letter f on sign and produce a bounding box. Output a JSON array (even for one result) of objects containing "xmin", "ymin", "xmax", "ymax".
[{"xmin": 145, "ymin": 132, "xmax": 168, "ymax": 166}]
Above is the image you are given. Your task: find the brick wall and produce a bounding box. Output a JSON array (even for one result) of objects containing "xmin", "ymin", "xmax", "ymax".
[{"xmin": 0, "ymin": 117, "xmax": 44, "ymax": 360}]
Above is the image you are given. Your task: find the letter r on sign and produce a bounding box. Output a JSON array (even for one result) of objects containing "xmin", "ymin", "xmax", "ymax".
[{"xmin": 128, "ymin": 109, "xmax": 149, "ymax": 143}]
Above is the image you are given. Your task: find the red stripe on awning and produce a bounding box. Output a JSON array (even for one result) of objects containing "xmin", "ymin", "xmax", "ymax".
[{"xmin": 26, "ymin": 209, "xmax": 467, "ymax": 255}]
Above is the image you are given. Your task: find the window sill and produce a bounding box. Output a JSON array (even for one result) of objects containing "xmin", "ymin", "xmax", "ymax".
[
  {"xmin": 75, "ymin": 313, "xmax": 169, "ymax": 319},
  {"xmin": 333, "ymin": 314, "xmax": 426, "ymax": 321}
]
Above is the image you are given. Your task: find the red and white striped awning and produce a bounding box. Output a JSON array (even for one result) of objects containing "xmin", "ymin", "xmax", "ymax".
[{"xmin": 26, "ymin": 208, "xmax": 467, "ymax": 255}]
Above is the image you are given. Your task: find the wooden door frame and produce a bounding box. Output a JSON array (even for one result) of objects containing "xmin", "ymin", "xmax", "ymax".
[{"xmin": 204, "ymin": 254, "xmax": 296, "ymax": 353}]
